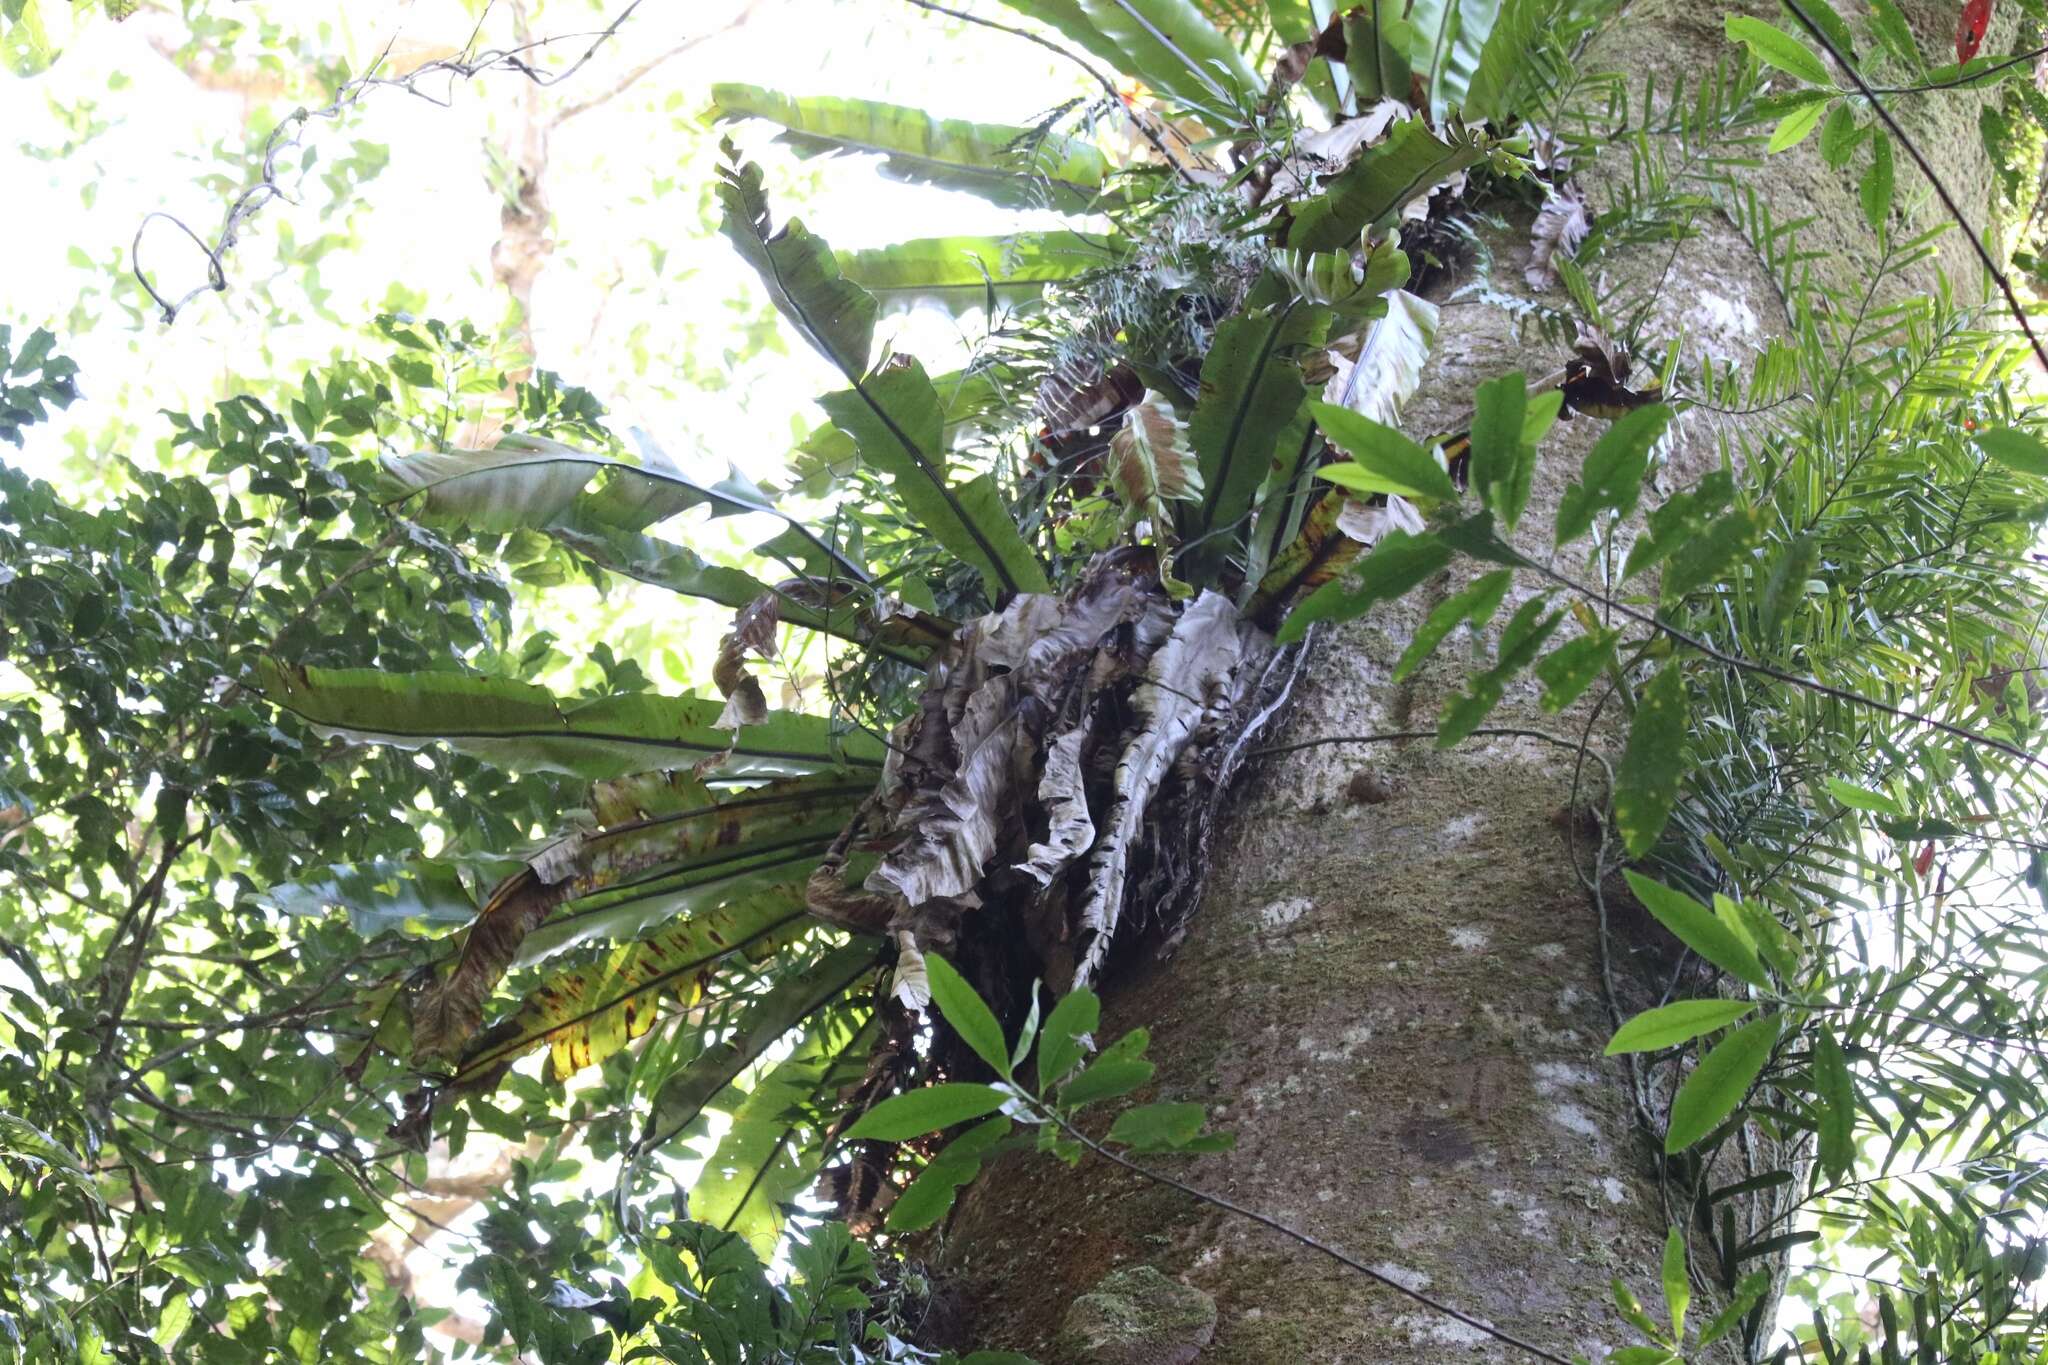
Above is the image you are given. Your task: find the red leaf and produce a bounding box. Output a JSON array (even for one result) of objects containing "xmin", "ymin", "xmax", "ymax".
[
  {"xmin": 1914, "ymin": 842, "xmax": 1936, "ymax": 878},
  {"xmin": 1957, "ymin": 0, "xmax": 1993, "ymax": 63}
]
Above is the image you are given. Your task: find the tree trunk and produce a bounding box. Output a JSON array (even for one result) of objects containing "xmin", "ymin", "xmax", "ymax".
[{"xmin": 927, "ymin": 4, "xmax": 1997, "ymax": 1361}]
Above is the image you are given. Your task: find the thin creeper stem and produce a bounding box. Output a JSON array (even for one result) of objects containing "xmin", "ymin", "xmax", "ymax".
[{"xmin": 1044, "ymin": 1107, "xmax": 1577, "ymax": 1365}]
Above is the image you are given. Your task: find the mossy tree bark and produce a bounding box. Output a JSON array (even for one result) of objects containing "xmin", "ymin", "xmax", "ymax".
[{"xmin": 927, "ymin": 3, "xmax": 1999, "ymax": 1361}]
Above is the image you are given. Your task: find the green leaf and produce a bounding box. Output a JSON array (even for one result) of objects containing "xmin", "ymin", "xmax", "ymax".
[
  {"xmin": 690, "ymin": 1011, "xmax": 876, "ymax": 1258},
  {"xmin": 819, "ymin": 356, "xmax": 1050, "ymax": 596},
  {"xmin": 1309, "ymin": 401, "xmax": 1460, "ymax": 502},
  {"xmin": 511, "ymin": 848, "xmax": 827, "ymax": 970},
  {"xmin": 1060, "ymin": 1029, "xmax": 1155, "ymax": 1107},
  {"xmin": 457, "ymin": 880, "xmax": 822, "ymax": 1079},
  {"xmin": 256, "ymin": 660, "xmax": 884, "ymax": 781},
  {"xmin": 1401, "ymin": 0, "xmax": 1504, "ymax": 117},
  {"xmin": 153, "ymin": 1295, "xmax": 192, "ymax": 1351},
  {"xmin": 1555, "ymin": 404, "xmax": 1673, "ymax": 545},
  {"xmin": 1605, "ymin": 999, "xmax": 1757, "ymax": 1055},
  {"xmin": 1279, "ymin": 119, "xmax": 1487, "ymax": 253},
  {"xmin": 926, "ymin": 953, "xmax": 1012, "ymax": 1079},
  {"xmin": 843, "ymin": 1082, "xmax": 1010, "ymax": 1141},
  {"xmin": 1863, "ymin": 0, "xmax": 1921, "ymax": 69},
  {"xmin": 1623, "ymin": 470, "xmax": 1735, "ymax": 581},
  {"xmin": 1661, "ymin": 1226, "xmax": 1690, "ymax": 1338},
  {"xmin": 1467, "ymin": 371, "xmax": 1530, "ymax": 526},
  {"xmin": 0, "ymin": 0, "xmax": 57, "ymax": 76},
  {"xmin": 717, "ymin": 149, "xmax": 875, "ymax": 376},
  {"xmin": 1860, "ymin": 130, "xmax": 1893, "ymax": 234},
  {"xmin": 707, "ymin": 85, "xmax": 1109, "ymax": 212},
  {"xmin": 1622, "ymin": 871, "xmax": 1771, "ymax": 991},
  {"xmin": 547, "ymin": 523, "xmax": 927, "ymax": 665},
  {"xmin": 1106, "ymin": 1101, "xmax": 1223, "ymax": 1153},
  {"xmin": 1187, "ymin": 303, "xmax": 1327, "ymax": 569},
  {"xmin": 1534, "ymin": 629, "xmax": 1618, "ymax": 712},
  {"xmin": 1812, "ymin": 1025, "xmax": 1855, "ymax": 1181},
  {"xmin": 887, "ymin": 1115, "xmax": 1012, "ymax": 1232},
  {"xmin": 1664, "ymin": 1014, "xmax": 1782, "ymax": 1153},
  {"xmin": 1757, "ymin": 530, "xmax": 1819, "ymax": 640},
  {"xmin": 1974, "ymin": 427, "xmax": 2048, "ymax": 478},
  {"xmin": 254, "ymin": 853, "xmax": 491, "ymax": 937},
  {"xmin": 1435, "ymin": 596, "xmax": 1561, "ymax": 745},
  {"xmin": 1724, "ymin": 15, "xmax": 1833, "ymax": 86},
  {"xmin": 1277, "ymin": 529, "xmax": 1453, "ymax": 644},
  {"xmin": 992, "ymin": 0, "xmax": 1259, "ymax": 118},
  {"xmin": 1818, "ymin": 101, "xmax": 1862, "ymax": 167},
  {"xmin": 1766, "ymin": 97, "xmax": 1829, "ymax": 153},
  {"xmin": 381, "ymin": 432, "xmax": 795, "ymax": 539},
  {"xmin": 1698, "ymin": 1271, "xmax": 1772, "ymax": 1346},
  {"xmin": 1009, "ymin": 987, "xmax": 1043, "ymax": 1074},
  {"xmin": 1825, "ymin": 777, "xmax": 1905, "ymax": 817},
  {"xmin": 1342, "ymin": 0, "xmax": 1414, "ymax": 103},
  {"xmin": 1791, "ymin": 0, "xmax": 1858, "ymax": 61},
  {"xmin": 0, "ymin": 1112, "xmax": 105, "ymax": 1211},
  {"xmin": 1659, "ymin": 504, "xmax": 1762, "ymax": 604},
  {"xmin": 836, "ymin": 231, "xmax": 1114, "ymax": 314},
  {"xmin": 431, "ymin": 780, "xmax": 867, "ymax": 1072},
  {"xmin": 1462, "ymin": 0, "xmax": 1545, "ymax": 121},
  {"xmin": 1612, "ymin": 1278, "xmax": 1664, "ymax": 1340},
  {"xmin": 642, "ymin": 941, "xmax": 885, "ymax": 1150},
  {"xmin": 1613, "ymin": 662, "xmax": 1687, "ymax": 856},
  {"xmin": 1393, "ymin": 570, "xmax": 1513, "ymax": 682},
  {"xmin": 1036, "ymin": 988, "xmax": 1101, "ymax": 1091}
]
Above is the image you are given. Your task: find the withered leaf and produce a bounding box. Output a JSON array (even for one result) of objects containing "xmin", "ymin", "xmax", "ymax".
[
  {"xmin": 1524, "ymin": 182, "xmax": 1590, "ymax": 290},
  {"xmin": 1245, "ymin": 493, "xmax": 1366, "ymax": 625},
  {"xmin": 1038, "ymin": 360, "xmax": 1143, "ymax": 437},
  {"xmin": 1107, "ymin": 392, "xmax": 1203, "ymax": 529},
  {"xmin": 713, "ymin": 592, "xmax": 781, "ymax": 732},
  {"xmin": 1560, "ymin": 322, "xmax": 1664, "ymax": 418},
  {"xmin": 1075, "ymin": 590, "xmax": 1249, "ymax": 987}
]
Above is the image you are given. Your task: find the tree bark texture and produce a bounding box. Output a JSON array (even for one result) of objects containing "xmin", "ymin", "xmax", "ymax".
[{"xmin": 928, "ymin": 3, "xmax": 1998, "ymax": 1361}]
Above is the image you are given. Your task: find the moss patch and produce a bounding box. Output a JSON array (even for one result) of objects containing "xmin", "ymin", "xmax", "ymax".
[{"xmin": 1056, "ymin": 1265, "xmax": 1217, "ymax": 1365}]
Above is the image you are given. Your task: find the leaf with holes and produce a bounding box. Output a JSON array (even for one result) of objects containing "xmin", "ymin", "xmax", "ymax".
[
  {"xmin": 1394, "ymin": 570, "xmax": 1512, "ymax": 682},
  {"xmin": 1555, "ymin": 404, "xmax": 1673, "ymax": 545},
  {"xmin": 1812, "ymin": 1025, "xmax": 1856, "ymax": 1180},
  {"xmin": 1613, "ymin": 662, "xmax": 1686, "ymax": 856}
]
